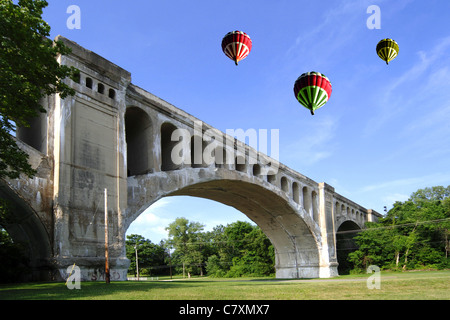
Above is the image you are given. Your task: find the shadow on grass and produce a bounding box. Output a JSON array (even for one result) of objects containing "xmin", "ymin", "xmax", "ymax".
[
  {"xmin": 0, "ymin": 279, "xmax": 291, "ymax": 300},
  {"xmin": 0, "ymin": 281, "xmax": 192, "ymax": 300}
]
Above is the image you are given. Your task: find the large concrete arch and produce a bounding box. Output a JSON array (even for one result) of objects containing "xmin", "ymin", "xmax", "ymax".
[
  {"xmin": 0, "ymin": 180, "xmax": 53, "ymax": 281},
  {"xmin": 125, "ymin": 167, "xmax": 325, "ymax": 278}
]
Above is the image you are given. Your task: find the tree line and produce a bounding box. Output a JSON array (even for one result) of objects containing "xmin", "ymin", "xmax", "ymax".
[
  {"xmin": 126, "ymin": 219, "xmax": 274, "ymax": 278},
  {"xmin": 348, "ymin": 186, "xmax": 449, "ymax": 272}
]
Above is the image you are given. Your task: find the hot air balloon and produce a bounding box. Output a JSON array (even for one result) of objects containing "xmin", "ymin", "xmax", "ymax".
[
  {"xmin": 376, "ymin": 38, "xmax": 399, "ymax": 65},
  {"xmin": 221, "ymin": 31, "xmax": 252, "ymax": 65},
  {"xmin": 293, "ymin": 72, "xmax": 332, "ymax": 115}
]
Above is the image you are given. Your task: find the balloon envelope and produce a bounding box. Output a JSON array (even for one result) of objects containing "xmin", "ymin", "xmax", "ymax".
[
  {"xmin": 293, "ymin": 72, "xmax": 332, "ymax": 115},
  {"xmin": 221, "ymin": 31, "xmax": 252, "ymax": 65},
  {"xmin": 376, "ymin": 38, "xmax": 399, "ymax": 64}
]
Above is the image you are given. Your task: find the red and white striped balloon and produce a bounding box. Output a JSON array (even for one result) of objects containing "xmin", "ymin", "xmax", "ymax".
[{"xmin": 221, "ymin": 31, "xmax": 252, "ymax": 65}]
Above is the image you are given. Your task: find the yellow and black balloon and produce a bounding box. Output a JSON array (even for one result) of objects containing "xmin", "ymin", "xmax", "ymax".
[{"xmin": 376, "ymin": 38, "xmax": 399, "ymax": 65}]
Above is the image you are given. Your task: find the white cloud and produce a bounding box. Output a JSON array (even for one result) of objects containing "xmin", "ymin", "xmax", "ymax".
[
  {"xmin": 126, "ymin": 196, "xmax": 253, "ymax": 243},
  {"xmin": 360, "ymin": 173, "xmax": 450, "ymax": 200},
  {"xmin": 283, "ymin": 115, "xmax": 338, "ymax": 166},
  {"xmin": 382, "ymin": 193, "xmax": 410, "ymax": 205},
  {"xmin": 126, "ymin": 198, "xmax": 174, "ymax": 243}
]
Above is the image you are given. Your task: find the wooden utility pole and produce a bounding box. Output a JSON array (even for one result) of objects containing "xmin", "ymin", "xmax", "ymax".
[
  {"xmin": 134, "ymin": 244, "xmax": 139, "ymax": 281},
  {"xmin": 105, "ymin": 188, "xmax": 110, "ymax": 284}
]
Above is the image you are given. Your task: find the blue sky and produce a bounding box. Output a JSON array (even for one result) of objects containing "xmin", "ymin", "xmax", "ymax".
[{"xmin": 43, "ymin": 0, "xmax": 450, "ymax": 243}]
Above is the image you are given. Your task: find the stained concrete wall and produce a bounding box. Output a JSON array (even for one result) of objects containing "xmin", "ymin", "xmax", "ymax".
[{"xmin": 47, "ymin": 36, "xmax": 131, "ymax": 280}]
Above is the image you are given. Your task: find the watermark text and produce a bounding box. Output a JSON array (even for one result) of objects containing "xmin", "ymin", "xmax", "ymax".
[
  {"xmin": 366, "ymin": 265, "xmax": 381, "ymax": 289},
  {"xmin": 366, "ymin": 5, "xmax": 381, "ymax": 29}
]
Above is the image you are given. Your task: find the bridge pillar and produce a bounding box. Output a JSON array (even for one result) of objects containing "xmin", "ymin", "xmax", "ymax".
[
  {"xmin": 318, "ymin": 182, "xmax": 339, "ymax": 278},
  {"xmin": 50, "ymin": 37, "xmax": 131, "ymax": 281}
]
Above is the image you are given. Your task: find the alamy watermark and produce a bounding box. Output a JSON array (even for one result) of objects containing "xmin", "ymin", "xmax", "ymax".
[
  {"xmin": 170, "ymin": 120, "xmax": 280, "ymax": 174},
  {"xmin": 366, "ymin": 265, "xmax": 381, "ymax": 289},
  {"xmin": 366, "ymin": 5, "xmax": 381, "ymax": 29},
  {"xmin": 65, "ymin": 263, "xmax": 81, "ymax": 289},
  {"xmin": 66, "ymin": 5, "xmax": 81, "ymax": 30}
]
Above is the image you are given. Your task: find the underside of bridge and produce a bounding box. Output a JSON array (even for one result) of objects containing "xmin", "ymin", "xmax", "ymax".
[
  {"xmin": 127, "ymin": 170, "xmax": 325, "ymax": 279},
  {"xmin": 171, "ymin": 180, "xmax": 321, "ymax": 278}
]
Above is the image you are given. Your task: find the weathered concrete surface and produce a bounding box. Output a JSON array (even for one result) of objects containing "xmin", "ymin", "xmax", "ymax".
[{"xmin": 3, "ymin": 36, "xmax": 381, "ymax": 281}]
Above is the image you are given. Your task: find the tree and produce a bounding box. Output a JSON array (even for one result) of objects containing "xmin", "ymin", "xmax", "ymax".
[
  {"xmin": 226, "ymin": 226, "xmax": 274, "ymax": 277},
  {"xmin": 0, "ymin": 0, "xmax": 77, "ymax": 179},
  {"xmin": 126, "ymin": 234, "xmax": 166, "ymax": 276},
  {"xmin": 348, "ymin": 186, "xmax": 450, "ymax": 272},
  {"xmin": 166, "ymin": 217, "xmax": 205, "ymax": 276},
  {"xmin": 205, "ymin": 221, "xmax": 274, "ymax": 277},
  {"xmin": 409, "ymin": 186, "xmax": 450, "ymax": 203}
]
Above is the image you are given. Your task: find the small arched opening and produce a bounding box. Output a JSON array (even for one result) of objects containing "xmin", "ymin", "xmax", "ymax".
[
  {"xmin": 161, "ymin": 123, "xmax": 181, "ymax": 171},
  {"xmin": 235, "ymin": 155, "xmax": 246, "ymax": 172},
  {"xmin": 253, "ymin": 164, "xmax": 261, "ymax": 177},
  {"xmin": 292, "ymin": 182, "xmax": 300, "ymax": 204},
  {"xmin": 302, "ymin": 187, "xmax": 311, "ymax": 216},
  {"xmin": 125, "ymin": 107, "xmax": 152, "ymax": 176},
  {"xmin": 280, "ymin": 176, "xmax": 289, "ymax": 193},
  {"xmin": 312, "ymin": 191, "xmax": 319, "ymax": 222}
]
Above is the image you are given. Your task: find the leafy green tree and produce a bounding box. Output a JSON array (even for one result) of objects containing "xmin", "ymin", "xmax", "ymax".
[
  {"xmin": 409, "ymin": 186, "xmax": 450, "ymax": 203},
  {"xmin": 0, "ymin": 0, "xmax": 77, "ymax": 178},
  {"xmin": 126, "ymin": 234, "xmax": 166, "ymax": 276},
  {"xmin": 163, "ymin": 218, "xmax": 275, "ymax": 278},
  {"xmin": 205, "ymin": 254, "xmax": 224, "ymax": 277},
  {"xmin": 226, "ymin": 226, "xmax": 274, "ymax": 277},
  {"xmin": 205, "ymin": 221, "xmax": 274, "ymax": 277},
  {"xmin": 348, "ymin": 186, "xmax": 450, "ymax": 272},
  {"xmin": 166, "ymin": 217, "xmax": 205, "ymax": 276},
  {"xmin": 203, "ymin": 225, "xmax": 230, "ymax": 277}
]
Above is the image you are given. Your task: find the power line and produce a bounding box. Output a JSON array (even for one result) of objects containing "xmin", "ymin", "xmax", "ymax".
[{"xmin": 334, "ymin": 217, "xmax": 450, "ymax": 235}]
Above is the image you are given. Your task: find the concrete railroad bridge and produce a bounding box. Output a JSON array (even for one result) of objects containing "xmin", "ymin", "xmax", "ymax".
[{"xmin": 1, "ymin": 37, "xmax": 381, "ymax": 281}]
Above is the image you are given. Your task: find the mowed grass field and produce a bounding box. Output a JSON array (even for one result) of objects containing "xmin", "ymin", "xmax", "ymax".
[{"xmin": 0, "ymin": 270, "xmax": 448, "ymax": 300}]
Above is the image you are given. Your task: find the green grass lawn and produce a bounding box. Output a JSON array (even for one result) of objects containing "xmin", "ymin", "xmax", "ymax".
[{"xmin": 0, "ymin": 270, "xmax": 448, "ymax": 300}]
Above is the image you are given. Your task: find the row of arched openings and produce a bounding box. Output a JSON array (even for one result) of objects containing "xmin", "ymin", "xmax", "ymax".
[{"xmin": 125, "ymin": 107, "xmax": 321, "ymax": 222}]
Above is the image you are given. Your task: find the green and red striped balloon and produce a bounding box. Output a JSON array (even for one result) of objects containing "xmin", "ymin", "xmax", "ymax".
[
  {"xmin": 293, "ymin": 72, "xmax": 332, "ymax": 115},
  {"xmin": 221, "ymin": 31, "xmax": 252, "ymax": 65}
]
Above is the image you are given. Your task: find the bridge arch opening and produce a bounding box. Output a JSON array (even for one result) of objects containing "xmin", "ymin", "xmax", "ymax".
[
  {"xmin": 126, "ymin": 196, "xmax": 260, "ymax": 275},
  {"xmin": 126, "ymin": 174, "xmax": 321, "ymax": 278},
  {"xmin": 125, "ymin": 107, "xmax": 152, "ymax": 176},
  {"xmin": 336, "ymin": 220, "xmax": 361, "ymax": 274},
  {"xmin": 0, "ymin": 182, "xmax": 52, "ymax": 282}
]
